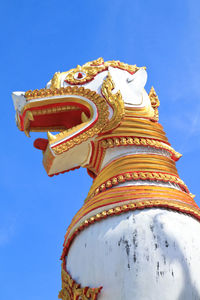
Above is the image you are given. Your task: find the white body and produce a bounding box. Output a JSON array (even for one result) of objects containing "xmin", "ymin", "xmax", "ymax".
[{"xmin": 67, "ymin": 208, "xmax": 200, "ymax": 300}]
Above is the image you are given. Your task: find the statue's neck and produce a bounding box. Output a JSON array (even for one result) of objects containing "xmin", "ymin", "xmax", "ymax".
[{"xmin": 86, "ymin": 117, "xmax": 187, "ymax": 201}]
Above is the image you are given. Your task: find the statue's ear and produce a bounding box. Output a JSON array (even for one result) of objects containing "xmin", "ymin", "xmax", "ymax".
[
  {"xmin": 108, "ymin": 66, "xmax": 147, "ymax": 106},
  {"xmin": 127, "ymin": 68, "xmax": 147, "ymax": 93}
]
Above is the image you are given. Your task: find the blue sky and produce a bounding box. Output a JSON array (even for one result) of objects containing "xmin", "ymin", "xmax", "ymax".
[{"xmin": 1, "ymin": 0, "xmax": 200, "ymax": 299}]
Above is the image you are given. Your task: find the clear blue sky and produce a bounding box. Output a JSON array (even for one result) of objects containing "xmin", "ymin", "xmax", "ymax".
[{"xmin": 1, "ymin": 0, "xmax": 200, "ymax": 299}]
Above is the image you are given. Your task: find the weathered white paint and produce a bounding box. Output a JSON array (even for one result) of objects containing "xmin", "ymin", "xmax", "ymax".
[
  {"xmin": 67, "ymin": 208, "xmax": 200, "ymax": 300},
  {"xmin": 12, "ymin": 91, "xmax": 26, "ymax": 111}
]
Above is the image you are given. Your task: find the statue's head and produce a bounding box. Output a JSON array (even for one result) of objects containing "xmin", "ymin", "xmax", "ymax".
[{"xmin": 12, "ymin": 58, "xmax": 157, "ymax": 176}]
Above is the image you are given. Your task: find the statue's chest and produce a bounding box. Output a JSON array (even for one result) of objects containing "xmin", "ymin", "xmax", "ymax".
[{"xmin": 65, "ymin": 208, "xmax": 200, "ymax": 300}]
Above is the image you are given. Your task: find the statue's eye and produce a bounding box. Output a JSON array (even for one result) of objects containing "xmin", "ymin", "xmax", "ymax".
[{"xmin": 74, "ymin": 71, "xmax": 86, "ymax": 80}]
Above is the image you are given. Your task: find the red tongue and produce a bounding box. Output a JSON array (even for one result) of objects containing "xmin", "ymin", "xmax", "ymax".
[{"xmin": 34, "ymin": 138, "xmax": 48, "ymax": 151}]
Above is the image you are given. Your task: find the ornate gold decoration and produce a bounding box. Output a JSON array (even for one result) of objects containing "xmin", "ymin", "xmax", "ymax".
[
  {"xmin": 51, "ymin": 90, "xmax": 109, "ymax": 155},
  {"xmin": 62, "ymin": 185, "xmax": 199, "ymax": 257},
  {"xmin": 58, "ymin": 266, "xmax": 102, "ymax": 300},
  {"xmin": 88, "ymin": 171, "xmax": 189, "ymax": 200},
  {"xmin": 103, "ymin": 116, "xmax": 169, "ymax": 143},
  {"xmin": 51, "ymin": 72, "xmax": 61, "ymax": 89},
  {"xmin": 90, "ymin": 57, "xmax": 104, "ymax": 66},
  {"xmin": 64, "ymin": 58, "xmax": 141, "ymax": 86},
  {"xmin": 107, "ymin": 60, "xmax": 143, "ymax": 73},
  {"xmin": 33, "ymin": 105, "xmax": 80, "ymax": 115},
  {"xmin": 86, "ymin": 135, "xmax": 182, "ymax": 179},
  {"xmin": 124, "ymin": 105, "xmax": 155, "ymax": 119},
  {"xmin": 24, "ymin": 87, "xmax": 110, "ymax": 155},
  {"xmin": 86, "ymin": 153, "xmax": 184, "ymax": 200},
  {"xmin": 65, "ymin": 61, "xmax": 107, "ymax": 85},
  {"xmin": 149, "ymin": 87, "xmax": 160, "ymax": 121},
  {"xmin": 25, "ymin": 87, "xmax": 64, "ymax": 100},
  {"xmin": 99, "ymin": 137, "xmax": 181, "ymax": 161},
  {"xmin": 101, "ymin": 72, "xmax": 125, "ymax": 132}
]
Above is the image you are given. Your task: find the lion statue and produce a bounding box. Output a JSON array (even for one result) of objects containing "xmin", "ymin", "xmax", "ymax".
[{"xmin": 13, "ymin": 58, "xmax": 200, "ymax": 300}]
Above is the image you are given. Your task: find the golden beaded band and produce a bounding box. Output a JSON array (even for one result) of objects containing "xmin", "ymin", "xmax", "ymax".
[
  {"xmin": 86, "ymin": 136, "xmax": 181, "ymax": 178},
  {"xmin": 99, "ymin": 137, "xmax": 181, "ymax": 161},
  {"xmin": 86, "ymin": 171, "xmax": 189, "ymax": 201},
  {"xmin": 86, "ymin": 154, "xmax": 182, "ymax": 199}
]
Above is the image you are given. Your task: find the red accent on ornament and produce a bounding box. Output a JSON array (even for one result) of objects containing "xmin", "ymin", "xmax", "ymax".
[
  {"xmin": 34, "ymin": 138, "xmax": 48, "ymax": 151},
  {"xmin": 87, "ymin": 169, "xmax": 97, "ymax": 179},
  {"xmin": 77, "ymin": 72, "xmax": 83, "ymax": 79}
]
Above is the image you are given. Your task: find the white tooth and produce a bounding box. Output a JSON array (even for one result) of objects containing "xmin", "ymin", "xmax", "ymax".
[
  {"xmin": 24, "ymin": 128, "xmax": 30, "ymax": 137},
  {"xmin": 81, "ymin": 112, "xmax": 89, "ymax": 123},
  {"xmin": 24, "ymin": 119, "xmax": 30, "ymax": 137},
  {"xmin": 27, "ymin": 111, "xmax": 34, "ymax": 121},
  {"xmin": 47, "ymin": 131, "xmax": 56, "ymax": 141}
]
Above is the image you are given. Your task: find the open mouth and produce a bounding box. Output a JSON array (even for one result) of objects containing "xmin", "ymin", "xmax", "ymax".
[
  {"xmin": 18, "ymin": 98, "xmax": 93, "ymax": 151},
  {"xmin": 14, "ymin": 86, "xmax": 109, "ymax": 173}
]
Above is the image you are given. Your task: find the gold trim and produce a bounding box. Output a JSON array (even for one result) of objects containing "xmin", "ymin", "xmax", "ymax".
[
  {"xmin": 88, "ymin": 171, "xmax": 188, "ymax": 200},
  {"xmin": 122, "ymin": 118, "xmax": 164, "ymax": 133},
  {"xmin": 64, "ymin": 58, "xmax": 142, "ymax": 86},
  {"xmin": 51, "ymin": 72, "xmax": 61, "ymax": 89},
  {"xmin": 101, "ymin": 72, "xmax": 125, "ymax": 132},
  {"xmin": 111, "ymin": 127, "xmax": 167, "ymax": 141},
  {"xmin": 33, "ymin": 105, "xmax": 81, "ymax": 115},
  {"xmin": 86, "ymin": 154, "xmax": 180, "ymax": 199},
  {"xmin": 65, "ymin": 62, "xmax": 106, "ymax": 85},
  {"xmin": 90, "ymin": 57, "xmax": 104, "ymax": 66},
  {"xmin": 149, "ymin": 86, "xmax": 160, "ymax": 121},
  {"xmin": 99, "ymin": 137, "xmax": 181, "ymax": 161},
  {"xmin": 124, "ymin": 105, "xmax": 155, "ymax": 118},
  {"xmin": 74, "ymin": 186, "xmax": 197, "ymax": 223},
  {"xmin": 58, "ymin": 266, "xmax": 102, "ymax": 300},
  {"xmin": 62, "ymin": 186, "xmax": 199, "ymax": 254},
  {"xmin": 80, "ymin": 198, "xmax": 200, "ymax": 230},
  {"xmin": 102, "ymin": 117, "xmax": 169, "ymax": 143},
  {"xmin": 24, "ymin": 87, "xmax": 110, "ymax": 155}
]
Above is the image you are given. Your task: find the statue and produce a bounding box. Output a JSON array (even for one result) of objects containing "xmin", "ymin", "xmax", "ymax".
[{"xmin": 12, "ymin": 58, "xmax": 200, "ymax": 299}]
